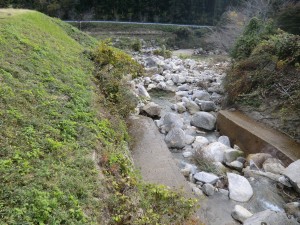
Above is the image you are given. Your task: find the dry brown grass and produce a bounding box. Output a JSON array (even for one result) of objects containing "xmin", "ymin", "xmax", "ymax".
[{"xmin": 0, "ymin": 8, "xmax": 30, "ymax": 19}]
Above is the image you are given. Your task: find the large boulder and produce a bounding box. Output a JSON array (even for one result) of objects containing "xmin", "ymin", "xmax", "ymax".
[
  {"xmin": 191, "ymin": 112, "xmax": 216, "ymax": 130},
  {"xmin": 283, "ymin": 160, "xmax": 300, "ymax": 193},
  {"xmin": 200, "ymin": 142, "xmax": 229, "ymax": 162},
  {"xmin": 142, "ymin": 102, "xmax": 161, "ymax": 117},
  {"xmin": 227, "ymin": 173, "xmax": 253, "ymax": 202},
  {"xmin": 243, "ymin": 209, "xmax": 299, "ymax": 225},
  {"xmin": 161, "ymin": 112, "xmax": 183, "ymax": 132},
  {"xmin": 231, "ymin": 205, "xmax": 253, "ymax": 223},
  {"xmin": 194, "ymin": 171, "xmax": 219, "ymax": 184},
  {"xmin": 164, "ymin": 127, "xmax": 186, "ymax": 149}
]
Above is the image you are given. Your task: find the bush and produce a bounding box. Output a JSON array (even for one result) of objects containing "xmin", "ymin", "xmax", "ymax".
[
  {"xmin": 231, "ymin": 18, "xmax": 277, "ymax": 59},
  {"xmin": 92, "ymin": 40, "xmax": 143, "ymax": 117},
  {"xmin": 131, "ymin": 39, "xmax": 142, "ymax": 52},
  {"xmin": 153, "ymin": 45, "xmax": 172, "ymax": 58}
]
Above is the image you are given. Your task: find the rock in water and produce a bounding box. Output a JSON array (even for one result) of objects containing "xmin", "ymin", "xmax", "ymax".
[
  {"xmin": 231, "ymin": 205, "xmax": 253, "ymax": 223},
  {"xmin": 243, "ymin": 209, "xmax": 299, "ymax": 225},
  {"xmin": 194, "ymin": 171, "xmax": 219, "ymax": 184},
  {"xmin": 164, "ymin": 127, "xmax": 186, "ymax": 149},
  {"xmin": 191, "ymin": 112, "xmax": 216, "ymax": 130},
  {"xmin": 283, "ymin": 159, "xmax": 300, "ymax": 193},
  {"xmin": 142, "ymin": 102, "xmax": 161, "ymax": 117},
  {"xmin": 227, "ymin": 173, "xmax": 253, "ymax": 202}
]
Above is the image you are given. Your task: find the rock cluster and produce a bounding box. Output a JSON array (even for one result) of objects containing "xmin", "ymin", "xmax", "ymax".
[{"xmin": 131, "ymin": 52, "xmax": 300, "ymax": 225}]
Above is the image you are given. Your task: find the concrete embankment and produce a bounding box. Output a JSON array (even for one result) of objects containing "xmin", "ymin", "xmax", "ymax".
[{"xmin": 217, "ymin": 110, "xmax": 300, "ymax": 165}]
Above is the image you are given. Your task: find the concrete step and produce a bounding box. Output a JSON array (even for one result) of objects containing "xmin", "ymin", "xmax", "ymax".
[{"xmin": 217, "ymin": 110, "xmax": 300, "ymax": 166}]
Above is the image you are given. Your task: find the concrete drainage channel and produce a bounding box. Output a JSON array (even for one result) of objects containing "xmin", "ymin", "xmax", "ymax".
[{"xmin": 129, "ymin": 51, "xmax": 300, "ymax": 225}]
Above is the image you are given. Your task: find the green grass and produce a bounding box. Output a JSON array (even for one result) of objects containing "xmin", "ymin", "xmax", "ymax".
[
  {"xmin": 0, "ymin": 9, "xmax": 197, "ymax": 224},
  {"xmin": 0, "ymin": 10, "xmax": 103, "ymax": 224}
]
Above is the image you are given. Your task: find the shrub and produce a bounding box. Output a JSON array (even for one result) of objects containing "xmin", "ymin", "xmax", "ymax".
[
  {"xmin": 131, "ymin": 39, "xmax": 142, "ymax": 52},
  {"xmin": 231, "ymin": 18, "xmax": 277, "ymax": 59},
  {"xmin": 153, "ymin": 45, "xmax": 172, "ymax": 58}
]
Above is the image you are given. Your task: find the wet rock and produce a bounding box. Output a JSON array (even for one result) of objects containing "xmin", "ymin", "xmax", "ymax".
[
  {"xmin": 246, "ymin": 153, "xmax": 272, "ymax": 168},
  {"xmin": 231, "ymin": 205, "xmax": 253, "ymax": 223},
  {"xmin": 142, "ymin": 102, "xmax": 161, "ymax": 117},
  {"xmin": 137, "ymin": 84, "xmax": 151, "ymax": 99},
  {"xmin": 165, "ymin": 127, "xmax": 186, "ymax": 149},
  {"xmin": 200, "ymin": 142, "xmax": 229, "ymax": 162},
  {"xmin": 185, "ymin": 101, "xmax": 200, "ymax": 114},
  {"xmin": 192, "ymin": 90, "xmax": 210, "ymax": 101},
  {"xmin": 283, "ymin": 160, "xmax": 300, "ymax": 193},
  {"xmin": 284, "ymin": 202, "xmax": 300, "ymax": 222},
  {"xmin": 161, "ymin": 112, "xmax": 183, "ymax": 132},
  {"xmin": 218, "ymin": 135, "xmax": 231, "ymax": 147},
  {"xmin": 263, "ymin": 158, "xmax": 285, "ymax": 175},
  {"xmin": 224, "ymin": 149, "xmax": 244, "ymax": 163},
  {"xmin": 243, "ymin": 209, "xmax": 299, "ymax": 225},
  {"xmin": 227, "ymin": 173, "xmax": 253, "ymax": 202},
  {"xmin": 191, "ymin": 112, "xmax": 216, "ymax": 131},
  {"xmin": 202, "ymin": 183, "xmax": 215, "ymax": 196},
  {"xmin": 192, "ymin": 136, "xmax": 210, "ymax": 150},
  {"xmin": 194, "ymin": 171, "xmax": 219, "ymax": 184},
  {"xmin": 196, "ymin": 100, "xmax": 216, "ymax": 112}
]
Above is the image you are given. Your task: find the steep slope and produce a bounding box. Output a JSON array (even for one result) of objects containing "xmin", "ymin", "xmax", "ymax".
[{"xmin": 0, "ymin": 9, "xmax": 196, "ymax": 224}]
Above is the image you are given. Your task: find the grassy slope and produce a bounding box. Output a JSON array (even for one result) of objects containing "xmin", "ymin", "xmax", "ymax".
[
  {"xmin": 0, "ymin": 10, "xmax": 197, "ymax": 225},
  {"xmin": 0, "ymin": 10, "xmax": 103, "ymax": 224}
]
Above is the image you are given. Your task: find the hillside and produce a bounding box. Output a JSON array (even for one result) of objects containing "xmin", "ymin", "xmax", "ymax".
[{"xmin": 0, "ymin": 9, "xmax": 196, "ymax": 224}]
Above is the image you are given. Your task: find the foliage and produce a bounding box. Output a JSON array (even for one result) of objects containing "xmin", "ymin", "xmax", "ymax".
[
  {"xmin": 131, "ymin": 39, "xmax": 142, "ymax": 52},
  {"xmin": 231, "ymin": 18, "xmax": 277, "ymax": 59},
  {"xmin": 225, "ymin": 29, "xmax": 300, "ymax": 139},
  {"xmin": 0, "ymin": 10, "xmax": 102, "ymax": 224},
  {"xmin": 153, "ymin": 45, "xmax": 172, "ymax": 58},
  {"xmin": 99, "ymin": 144, "xmax": 198, "ymax": 225},
  {"xmin": 92, "ymin": 40, "xmax": 143, "ymax": 117},
  {"xmin": 0, "ymin": 10, "xmax": 197, "ymax": 224}
]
